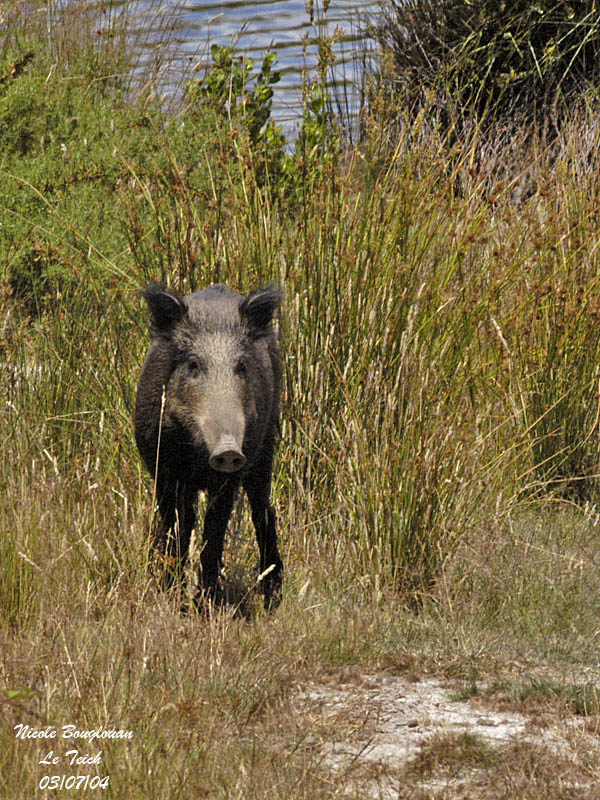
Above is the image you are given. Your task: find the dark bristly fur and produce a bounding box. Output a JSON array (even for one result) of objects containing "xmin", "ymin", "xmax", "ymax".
[{"xmin": 135, "ymin": 283, "xmax": 283, "ymax": 609}]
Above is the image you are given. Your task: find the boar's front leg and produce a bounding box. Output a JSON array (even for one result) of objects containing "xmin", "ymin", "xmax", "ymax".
[
  {"xmin": 244, "ymin": 477, "xmax": 283, "ymax": 608},
  {"xmin": 154, "ymin": 479, "xmax": 196, "ymax": 589},
  {"xmin": 197, "ymin": 481, "xmax": 237, "ymax": 605}
]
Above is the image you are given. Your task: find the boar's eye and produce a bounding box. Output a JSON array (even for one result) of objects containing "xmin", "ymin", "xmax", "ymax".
[
  {"xmin": 234, "ymin": 360, "xmax": 247, "ymax": 379},
  {"xmin": 186, "ymin": 357, "xmax": 205, "ymax": 378}
]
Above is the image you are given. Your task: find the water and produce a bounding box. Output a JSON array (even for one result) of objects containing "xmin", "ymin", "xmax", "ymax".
[{"xmin": 137, "ymin": 0, "xmax": 380, "ymax": 135}]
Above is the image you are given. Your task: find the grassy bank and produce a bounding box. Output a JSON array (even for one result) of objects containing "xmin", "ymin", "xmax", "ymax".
[{"xmin": 2, "ymin": 1, "xmax": 600, "ymax": 797}]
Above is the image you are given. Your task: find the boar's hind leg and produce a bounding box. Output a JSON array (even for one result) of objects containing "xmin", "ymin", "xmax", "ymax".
[
  {"xmin": 197, "ymin": 481, "xmax": 237, "ymax": 604},
  {"xmin": 244, "ymin": 478, "xmax": 283, "ymax": 608},
  {"xmin": 154, "ymin": 480, "xmax": 196, "ymax": 589}
]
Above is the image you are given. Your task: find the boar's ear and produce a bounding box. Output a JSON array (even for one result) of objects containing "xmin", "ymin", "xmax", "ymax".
[
  {"xmin": 141, "ymin": 284, "xmax": 188, "ymax": 332},
  {"xmin": 239, "ymin": 284, "xmax": 281, "ymax": 339}
]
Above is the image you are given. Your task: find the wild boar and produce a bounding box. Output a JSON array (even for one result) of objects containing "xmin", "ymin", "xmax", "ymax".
[{"xmin": 134, "ymin": 283, "xmax": 283, "ymax": 607}]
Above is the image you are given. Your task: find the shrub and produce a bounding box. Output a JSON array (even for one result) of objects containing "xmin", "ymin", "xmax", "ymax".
[{"xmin": 374, "ymin": 0, "xmax": 600, "ymax": 133}]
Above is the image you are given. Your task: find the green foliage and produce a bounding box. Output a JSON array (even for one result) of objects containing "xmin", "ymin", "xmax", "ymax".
[
  {"xmin": 184, "ymin": 45, "xmax": 293, "ymax": 197},
  {"xmin": 375, "ymin": 0, "xmax": 600, "ymax": 131},
  {"xmin": 294, "ymin": 83, "xmax": 340, "ymax": 174},
  {"xmin": 190, "ymin": 44, "xmax": 282, "ymax": 146},
  {"xmin": 0, "ymin": 41, "xmax": 159, "ymax": 306},
  {"xmin": 185, "ymin": 44, "xmax": 339, "ymax": 201}
]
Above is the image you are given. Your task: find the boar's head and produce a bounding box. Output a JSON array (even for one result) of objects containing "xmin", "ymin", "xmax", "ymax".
[{"xmin": 140, "ymin": 284, "xmax": 281, "ymax": 476}]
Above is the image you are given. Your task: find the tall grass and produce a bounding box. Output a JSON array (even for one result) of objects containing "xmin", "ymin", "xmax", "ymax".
[
  {"xmin": 2, "ymin": 0, "xmax": 600, "ymax": 598},
  {"xmin": 2, "ymin": 0, "xmax": 600, "ymax": 599},
  {"xmin": 2, "ymin": 2, "xmax": 600, "ymax": 797}
]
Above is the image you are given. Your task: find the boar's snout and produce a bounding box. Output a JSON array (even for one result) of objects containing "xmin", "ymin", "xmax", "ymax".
[{"xmin": 209, "ymin": 435, "xmax": 247, "ymax": 473}]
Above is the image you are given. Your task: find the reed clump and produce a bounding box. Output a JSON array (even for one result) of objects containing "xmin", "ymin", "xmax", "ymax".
[{"xmin": 373, "ymin": 0, "xmax": 600, "ymax": 134}]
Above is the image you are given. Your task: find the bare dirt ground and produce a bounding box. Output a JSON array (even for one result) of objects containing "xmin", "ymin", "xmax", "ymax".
[{"xmin": 295, "ymin": 669, "xmax": 600, "ymax": 799}]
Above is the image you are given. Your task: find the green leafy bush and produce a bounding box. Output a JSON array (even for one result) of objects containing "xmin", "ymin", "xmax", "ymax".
[
  {"xmin": 189, "ymin": 44, "xmax": 283, "ymax": 147},
  {"xmin": 0, "ymin": 40, "xmax": 159, "ymax": 306},
  {"xmin": 184, "ymin": 44, "xmax": 339, "ymax": 201}
]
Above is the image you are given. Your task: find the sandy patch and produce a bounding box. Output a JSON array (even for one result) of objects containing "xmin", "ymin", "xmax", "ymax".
[{"xmin": 296, "ymin": 673, "xmax": 599, "ymax": 798}]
